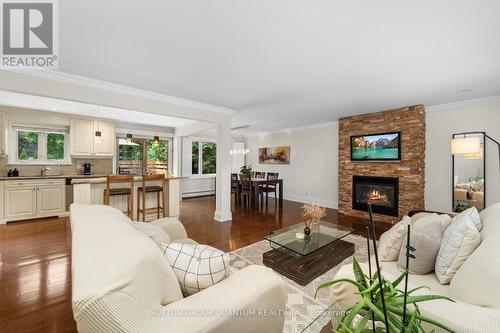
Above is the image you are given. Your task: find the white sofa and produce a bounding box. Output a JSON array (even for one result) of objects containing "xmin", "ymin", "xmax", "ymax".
[
  {"xmin": 70, "ymin": 204, "xmax": 287, "ymax": 333},
  {"xmin": 330, "ymin": 202, "xmax": 500, "ymax": 333}
]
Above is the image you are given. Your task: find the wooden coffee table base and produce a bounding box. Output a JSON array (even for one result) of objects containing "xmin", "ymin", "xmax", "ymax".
[{"xmin": 263, "ymin": 239, "xmax": 355, "ymax": 286}]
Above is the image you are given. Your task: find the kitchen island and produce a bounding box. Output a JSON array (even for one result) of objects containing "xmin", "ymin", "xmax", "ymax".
[{"xmin": 72, "ymin": 175, "xmax": 182, "ymax": 221}]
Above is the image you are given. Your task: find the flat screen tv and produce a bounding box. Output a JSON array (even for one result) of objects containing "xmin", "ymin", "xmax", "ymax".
[{"xmin": 350, "ymin": 132, "xmax": 401, "ymax": 161}]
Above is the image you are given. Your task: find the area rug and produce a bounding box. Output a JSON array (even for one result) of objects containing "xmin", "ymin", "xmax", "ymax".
[{"xmin": 228, "ymin": 230, "xmax": 369, "ymax": 333}]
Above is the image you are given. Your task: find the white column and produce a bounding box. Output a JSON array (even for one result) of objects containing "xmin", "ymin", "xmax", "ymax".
[
  {"xmin": 214, "ymin": 120, "xmax": 233, "ymax": 222},
  {"xmin": 172, "ymin": 135, "xmax": 181, "ymax": 176}
]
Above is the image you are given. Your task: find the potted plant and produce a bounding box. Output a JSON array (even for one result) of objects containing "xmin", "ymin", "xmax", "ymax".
[
  {"xmin": 315, "ymin": 257, "xmax": 456, "ymax": 332},
  {"xmin": 240, "ymin": 164, "xmax": 253, "ymax": 177}
]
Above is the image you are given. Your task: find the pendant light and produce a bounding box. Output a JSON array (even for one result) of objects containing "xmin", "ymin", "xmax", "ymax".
[
  {"xmin": 126, "ymin": 133, "xmax": 133, "ymax": 144},
  {"xmin": 153, "ymin": 113, "xmax": 160, "ymax": 146},
  {"xmin": 95, "ymin": 106, "xmax": 102, "ymax": 143},
  {"xmin": 126, "ymin": 110, "xmax": 133, "ymax": 143}
]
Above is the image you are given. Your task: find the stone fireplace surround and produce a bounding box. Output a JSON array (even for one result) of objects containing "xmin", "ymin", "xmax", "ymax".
[{"xmin": 338, "ymin": 105, "xmax": 426, "ymax": 224}]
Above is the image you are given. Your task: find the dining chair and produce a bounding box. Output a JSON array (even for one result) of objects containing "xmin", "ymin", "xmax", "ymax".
[
  {"xmin": 231, "ymin": 173, "xmax": 239, "ymax": 204},
  {"xmin": 254, "ymin": 171, "xmax": 266, "ymax": 179},
  {"xmin": 261, "ymin": 172, "xmax": 279, "ymax": 207},
  {"xmin": 239, "ymin": 174, "xmax": 253, "ymax": 206},
  {"xmin": 103, "ymin": 175, "xmax": 135, "ymax": 218}
]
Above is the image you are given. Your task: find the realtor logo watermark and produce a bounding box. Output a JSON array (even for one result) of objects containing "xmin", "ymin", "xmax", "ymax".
[{"xmin": 1, "ymin": 0, "xmax": 58, "ymax": 69}]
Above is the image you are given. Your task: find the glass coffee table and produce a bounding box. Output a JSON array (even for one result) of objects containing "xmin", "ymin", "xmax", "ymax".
[{"xmin": 263, "ymin": 221, "xmax": 354, "ymax": 286}]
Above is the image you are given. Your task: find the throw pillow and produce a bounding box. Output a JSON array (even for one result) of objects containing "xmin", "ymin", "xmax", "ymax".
[
  {"xmin": 435, "ymin": 212, "xmax": 481, "ymax": 284},
  {"xmin": 378, "ymin": 216, "xmax": 411, "ymax": 262},
  {"xmin": 397, "ymin": 222, "xmax": 442, "ymax": 275},
  {"xmin": 160, "ymin": 243, "xmax": 230, "ymax": 296},
  {"xmin": 134, "ymin": 222, "xmax": 171, "ymax": 245},
  {"xmin": 412, "ymin": 213, "xmax": 452, "ymax": 233},
  {"xmin": 455, "ymin": 207, "xmax": 482, "ymax": 231},
  {"xmin": 449, "ymin": 235, "xmax": 500, "ymax": 309}
]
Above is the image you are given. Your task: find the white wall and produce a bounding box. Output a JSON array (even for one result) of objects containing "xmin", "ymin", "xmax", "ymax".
[
  {"xmin": 426, "ymin": 99, "xmax": 500, "ymax": 211},
  {"xmin": 245, "ymin": 123, "xmax": 338, "ymax": 208}
]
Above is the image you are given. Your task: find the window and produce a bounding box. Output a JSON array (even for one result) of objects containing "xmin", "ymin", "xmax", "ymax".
[
  {"xmin": 14, "ymin": 127, "xmax": 68, "ymax": 164},
  {"xmin": 118, "ymin": 138, "xmax": 169, "ymax": 175},
  {"xmin": 17, "ymin": 131, "xmax": 39, "ymax": 160},
  {"xmin": 191, "ymin": 140, "xmax": 216, "ymax": 175},
  {"xmin": 192, "ymin": 141, "xmax": 199, "ymax": 174}
]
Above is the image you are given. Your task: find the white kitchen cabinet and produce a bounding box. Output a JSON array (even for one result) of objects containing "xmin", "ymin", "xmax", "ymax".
[
  {"xmin": 70, "ymin": 118, "xmax": 115, "ymax": 157},
  {"xmin": 37, "ymin": 184, "xmax": 65, "ymax": 214},
  {"xmin": 5, "ymin": 185, "xmax": 37, "ymax": 218},
  {"xmin": 70, "ymin": 119, "xmax": 94, "ymax": 156},
  {"xmin": 3, "ymin": 179, "xmax": 66, "ymax": 222},
  {"xmin": 93, "ymin": 121, "xmax": 115, "ymax": 156},
  {"xmin": 0, "ymin": 111, "xmax": 7, "ymax": 156}
]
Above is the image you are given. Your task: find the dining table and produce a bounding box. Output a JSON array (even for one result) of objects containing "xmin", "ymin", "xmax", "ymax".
[{"xmin": 244, "ymin": 178, "xmax": 284, "ymax": 209}]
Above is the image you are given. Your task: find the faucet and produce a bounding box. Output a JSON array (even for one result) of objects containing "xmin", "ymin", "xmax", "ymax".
[{"xmin": 41, "ymin": 167, "xmax": 50, "ymax": 177}]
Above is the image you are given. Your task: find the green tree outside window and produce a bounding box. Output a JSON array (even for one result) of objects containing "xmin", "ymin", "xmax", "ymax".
[
  {"xmin": 18, "ymin": 131, "xmax": 39, "ymax": 160},
  {"xmin": 192, "ymin": 141, "xmax": 199, "ymax": 174},
  {"xmin": 202, "ymin": 142, "xmax": 216, "ymax": 174},
  {"xmin": 47, "ymin": 133, "xmax": 65, "ymax": 160}
]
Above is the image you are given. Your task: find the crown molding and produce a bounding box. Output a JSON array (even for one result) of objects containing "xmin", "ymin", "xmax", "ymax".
[
  {"xmin": 426, "ymin": 95, "xmax": 500, "ymax": 112},
  {"xmin": 245, "ymin": 120, "xmax": 338, "ymax": 137},
  {"xmin": 7, "ymin": 69, "xmax": 237, "ymax": 115}
]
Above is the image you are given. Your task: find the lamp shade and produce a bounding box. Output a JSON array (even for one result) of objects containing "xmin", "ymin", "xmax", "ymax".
[{"xmin": 451, "ymin": 137, "xmax": 481, "ymax": 155}]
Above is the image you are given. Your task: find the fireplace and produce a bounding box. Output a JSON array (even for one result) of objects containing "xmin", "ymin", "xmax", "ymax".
[{"xmin": 352, "ymin": 176, "xmax": 399, "ymax": 217}]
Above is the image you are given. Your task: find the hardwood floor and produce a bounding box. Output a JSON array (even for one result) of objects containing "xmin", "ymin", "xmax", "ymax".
[{"xmin": 0, "ymin": 196, "xmax": 387, "ymax": 333}]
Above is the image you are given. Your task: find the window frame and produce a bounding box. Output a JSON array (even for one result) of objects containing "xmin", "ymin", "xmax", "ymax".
[
  {"xmin": 11, "ymin": 126, "xmax": 70, "ymax": 165},
  {"xmin": 116, "ymin": 136, "xmax": 172, "ymax": 175},
  {"xmin": 191, "ymin": 139, "xmax": 217, "ymax": 177}
]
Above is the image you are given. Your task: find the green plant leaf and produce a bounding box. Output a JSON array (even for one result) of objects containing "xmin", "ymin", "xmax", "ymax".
[
  {"xmin": 343, "ymin": 302, "xmax": 365, "ymax": 328},
  {"xmin": 354, "ymin": 312, "xmax": 372, "ymax": 333},
  {"xmin": 392, "ymin": 295, "xmax": 456, "ymax": 306},
  {"xmin": 386, "ymin": 305, "xmax": 456, "ymax": 333},
  {"xmin": 315, "ymin": 278, "xmax": 366, "ymax": 298},
  {"xmin": 352, "ymin": 257, "xmax": 368, "ymax": 288}
]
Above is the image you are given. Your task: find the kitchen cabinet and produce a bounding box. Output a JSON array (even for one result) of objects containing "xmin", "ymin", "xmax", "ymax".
[
  {"xmin": 0, "ymin": 111, "xmax": 6, "ymax": 156},
  {"xmin": 37, "ymin": 184, "xmax": 65, "ymax": 214},
  {"xmin": 70, "ymin": 119, "xmax": 94, "ymax": 156},
  {"xmin": 70, "ymin": 118, "xmax": 115, "ymax": 157},
  {"xmin": 93, "ymin": 121, "xmax": 114, "ymax": 156},
  {"xmin": 4, "ymin": 179, "xmax": 65, "ymax": 222},
  {"xmin": 5, "ymin": 185, "xmax": 37, "ymax": 218}
]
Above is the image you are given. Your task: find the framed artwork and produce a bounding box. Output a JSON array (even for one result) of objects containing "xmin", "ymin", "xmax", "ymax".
[{"xmin": 258, "ymin": 146, "xmax": 290, "ymax": 164}]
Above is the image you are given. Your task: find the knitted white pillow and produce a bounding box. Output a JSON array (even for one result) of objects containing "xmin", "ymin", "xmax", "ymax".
[
  {"xmin": 435, "ymin": 212, "xmax": 481, "ymax": 284},
  {"xmin": 160, "ymin": 243, "xmax": 230, "ymax": 296},
  {"xmin": 133, "ymin": 222, "xmax": 171, "ymax": 245},
  {"xmin": 378, "ymin": 216, "xmax": 411, "ymax": 262}
]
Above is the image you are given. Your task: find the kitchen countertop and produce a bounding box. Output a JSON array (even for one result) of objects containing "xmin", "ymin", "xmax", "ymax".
[
  {"xmin": 71, "ymin": 176, "xmax": 182, "ymax": 185},
  {"xmin": 0, "ymin": 174, "xmax": 110, "ymax": 181}
]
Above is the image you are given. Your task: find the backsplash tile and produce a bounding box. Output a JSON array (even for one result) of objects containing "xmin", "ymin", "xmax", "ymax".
[{"xmin": 0, "ymin": 157, "xmax": 113, "ymax": 177}]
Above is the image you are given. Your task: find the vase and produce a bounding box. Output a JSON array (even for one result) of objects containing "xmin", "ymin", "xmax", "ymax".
[
  {"xmin": 311, "ymin": 219, "xmax": 321, "ymax": 233},
  {"xmin": 304, "ymin": 226, "xmax": 311, "ymax": 235}
]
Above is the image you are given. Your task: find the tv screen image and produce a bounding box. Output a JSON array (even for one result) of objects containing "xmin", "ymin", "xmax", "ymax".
[{"xmin": 350, "ymin": 132, "xmax": 400, "ymax": 161}]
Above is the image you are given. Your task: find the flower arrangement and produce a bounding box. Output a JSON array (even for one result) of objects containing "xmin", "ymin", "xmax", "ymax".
[{"xmin": 300, "ymin": 203, "xmax": 327, "ymax": 235}]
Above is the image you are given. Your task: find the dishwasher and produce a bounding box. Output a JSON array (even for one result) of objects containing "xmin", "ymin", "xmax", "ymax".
[{"xmin": 65, "ymin": 178, "xmax": 74, "ymax": 211}]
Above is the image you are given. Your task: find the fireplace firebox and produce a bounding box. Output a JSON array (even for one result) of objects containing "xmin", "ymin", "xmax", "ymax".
[{"xmin": 352, "ymin": 176, "xmax": 399, "ymax": 217}]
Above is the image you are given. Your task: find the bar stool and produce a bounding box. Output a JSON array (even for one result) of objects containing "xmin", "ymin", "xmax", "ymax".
[
  {"xmin": 137, "ymin": 174, "xmax": 166, "ymax": 222},
  {"xmin": 103, "ymin": 175, "xmax": 134, "ymax": 218}
]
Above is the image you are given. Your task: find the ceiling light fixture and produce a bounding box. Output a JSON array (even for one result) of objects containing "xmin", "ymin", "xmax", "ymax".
[
  {"xmin": 95, "ymin": 107, "xmax": 102, "ymax": 144},
  {"xmin": 126, "ymin": 133, "xmax": 133, "ymax": 144},
  {"xmin": 230, "ymin": 148, "xmax": 250, "ymax": 155},
  {"xmin": 153, "ymin": 114, "xmax": 160, "ymax": 146}
]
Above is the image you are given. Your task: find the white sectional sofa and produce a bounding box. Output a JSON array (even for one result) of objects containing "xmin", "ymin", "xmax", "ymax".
[
  {"xmin": 330, "ymin": 202, "xmax": 500, "ymax": 333},
  {"xmin": 70, "ymin": 204, "xmax": 287, "ymax": 333}
]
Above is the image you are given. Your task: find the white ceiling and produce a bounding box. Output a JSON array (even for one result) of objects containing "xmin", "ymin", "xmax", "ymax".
[{"xmin": 56, "ymin": 0, "xmax": 500, "ymax": 134}]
